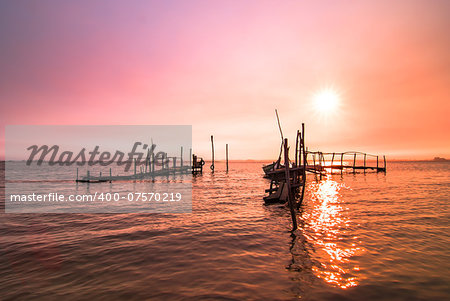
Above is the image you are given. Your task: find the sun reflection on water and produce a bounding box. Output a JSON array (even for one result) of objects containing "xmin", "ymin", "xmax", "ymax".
[{"xmin": 302, "ymin": 178, "xmax": 364, "ymax": 289}]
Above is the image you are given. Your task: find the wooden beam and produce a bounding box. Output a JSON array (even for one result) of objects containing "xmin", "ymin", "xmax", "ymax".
[
  {"xmin": 210, "ymin": 135, "xmax": 215, "ymax": 172},
  {"xmin": 226, "ymin": 143, "xmax": 229, "ymax": 172},
  {"xmin": 284, "ymin": 138, "xmax": 297, "ymax": 231}
]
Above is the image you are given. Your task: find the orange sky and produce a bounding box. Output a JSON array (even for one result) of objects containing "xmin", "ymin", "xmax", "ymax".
[{"xmin": 1, "ymin": 0, "xmax": 449, "ymax": 160}]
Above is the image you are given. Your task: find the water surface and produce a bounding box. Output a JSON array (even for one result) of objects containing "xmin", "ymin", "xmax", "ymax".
[{"xmin": 0, "ymin": 161, "xmax": 449, "ymax": 300}]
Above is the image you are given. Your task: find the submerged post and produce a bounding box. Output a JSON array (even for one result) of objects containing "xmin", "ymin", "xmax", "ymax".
[
  {"xmin": 331, "ymin": 152, "xmax": 335, "ymax": 172},
  {"xmin": 364, "ymin": 153, "xmax": 367, "ymax": 174},
  {"xmin": 151, "ymin": 151, "xmax": 155, "ymax": 173},
  {"xmin": 181, "ymin": 146, "xmax": 183, "ymax": 167},
  {"xmin": 226, "ymin": 143, "xmax": 229, "ymax": 172},
  {"xmin": 384, "ymin": 155, "xmax": 386, "ymax": 171},
  {"xmin": 210, "ymin": 135, "xmax": 215, "ymax": 172},
  {"xmin": 295, "ymin": 130, "xmax": 299, "ymax": 167},
  {"xmin": 283, "ymin": 138, "xmax": 298, "ymax": 231},
  {"xmin": 145, "ymin": 156, "xmax": 148, "ymax": 173},
  {"xmin": 377, "ymin": 156, "xmax": 379, "ymax": 170},
  {"xmin": 297, "ymin": 123, "xmax": 307, "ymax": 210}
]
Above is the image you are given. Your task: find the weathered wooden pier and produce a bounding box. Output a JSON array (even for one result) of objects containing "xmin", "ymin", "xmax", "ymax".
[
  {"xmin": 305, "ymin": 151, "xmax": 386, "ymax": 173},
  {"xmin": 76, "ymin": 148, "xmax": 205, "ymax": 183},
  {"xmin": 263, "ymin": 120, "xmax": 387, "ymax": 231}
]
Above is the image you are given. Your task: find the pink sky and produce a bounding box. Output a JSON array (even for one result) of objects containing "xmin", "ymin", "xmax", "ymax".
[{"xmin": 1, "ymin": 0, "xmax": 449, "ymax": 160}]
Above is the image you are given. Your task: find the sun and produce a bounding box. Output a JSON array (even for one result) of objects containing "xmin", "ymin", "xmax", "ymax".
[{"xmin": 313, "ymin": 88, "xmax": 340, "ymax": 115}]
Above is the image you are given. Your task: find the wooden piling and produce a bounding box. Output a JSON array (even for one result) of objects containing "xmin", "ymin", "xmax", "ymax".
[
  {"xmin": 341, "ymin": 153, "xmax": 344, "ymax": 174},
  {"xmin": 377, "ymin": 156, "xmax": 379, "ymax": 170},
  {"xmin": 312, "ymin": 153, "xmax": 316, "ymax": 168},
  {"xmin": 353, "ymin": 153, "xmax": 356, "ymax": 173},
  {"xmin": 283, "ymin": 138, "xmax": 297, "ymax": 231},
  {"xmin": 298, "ymin": 123, "xmax": 307, "ymax": 209},
  {"xmin": 210, "ymin": 135, "xmax": 215, "ymax": 172},
  {"xmin": 110, "ymin": 168, "xmax": 112, "ymax": 177},
  {"xmin": 151, "ymin": 152, "xmax": 155, "ymax": 173},
  {"xmin": 364, "ymin": 153, "xmax": 367, "ymax": 174},
  {"xmin": 181, "ymin": 147, "xmax": 183, "ymax": 167},
  {"xmin": 331, "ymin": 153, "xmax": 335, "ymax": 172},
  {"xmin": 76, "ymin": 168, "xmax": 79, "ymax": 181},
  {"xmin": 189, "ymin": 148, "xmax": 192, "ymax": 166},
  {"xmin": 295, "ymin": 130, "xmax": 299, "ymax": 167},
  {"xmin": 383, "ymin": 155, "xmax": 386, "ymax": 171},
  {"xmin": 134, "ymin": 159, "xmax": 137, "ymax": 176},
  {"xmin": 226, "ymin": 143, "xmax": 229, "ymax": 172}
]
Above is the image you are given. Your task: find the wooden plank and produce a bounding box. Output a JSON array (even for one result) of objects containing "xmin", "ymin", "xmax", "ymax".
[
  {"xmin": 226, "ymin": 144, "xmax": 229, "ymax": 172},
  {"xmin": 210, "ymin": 135, "xmax": 215, "ymax": 172},
  {"xmin": 284, "ymin": 138, "xmax": 298, "ymax": 231}
]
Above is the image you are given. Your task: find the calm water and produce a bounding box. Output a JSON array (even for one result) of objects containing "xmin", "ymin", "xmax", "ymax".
[{"xmin": 0, "ymin": 161, "xmax": 449, "ymax": 300}]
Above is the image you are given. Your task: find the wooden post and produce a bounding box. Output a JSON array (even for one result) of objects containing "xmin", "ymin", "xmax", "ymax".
[
  {"xmin": 319, "ymin": 152, "xmax": 323, "ymax": 180},
  {"xmin": 134, "ymin": 158, "xmax": 137, "ymax": 176},
  {"xmin": 377, "ymin": 156, "xmax": 379, "ymax": 170},
  {"xmin": 87, "ymin": 170, "xmax": 90, "ymax": 181},
  {"xmin": 110, "ymin": 168, "xmax": 112, "ymax": 178},
  {"xmin": 210, "ymin": 135, "xmax": 215, "ymax": 172},
  {"xmin": 364, "ymin": 154, "xmax": 367, "ymax": 174},
  {"xmin": 312, "ymin": 153, "xmax": 316, "ymax": 169},
  {"xmin": 166, "ymin": 153, "xmax": 169, "ymax": 169},
  {"xmin": 331, "ymin": 153, "xmax": 335, "ymax": 172},
  {"xmin": 181, "ymin": 147, "xmax": 183, "ymax": 167},
  {"xmin": 295, "ymin": 130, "xmax": 299, "ymax": 167},
  {"xmin": 151, "ymin": 152, "xmax": 155, "ymax": 173},
  {"xmin": 353, "ymin": 153, "xmax": 356, "ymax": 173},
  {"xmin": 76, "ymin": 168, "xmax": 78, "ymax": 181},
  {"xmin": 297, "ymin": 123, "xmax": 307, "ymax": 209},
  {"xmin": 173, "ymin": 157, "xmax": 176, "ymax": 173},
  {"xmin": 189, "ymin": 148, "xmax": 192, "ymax": 166},
  {"xmin": 226, "ymin": 143, "xmax": 229, "ymax": 172},
  {"xmin": 383, "ymin": 155, "xmax": 386, "ymax": 171},
  {"xmin": 341, "ymin": 153, "xmax": 344, "ymax": 174},
  {"xmin": 145, "ymin": 149, "xmax": 149, "ymax": 173},
  {"xmin": 283, "ymin": 138, "xmax": 298, "ymax": 231}
]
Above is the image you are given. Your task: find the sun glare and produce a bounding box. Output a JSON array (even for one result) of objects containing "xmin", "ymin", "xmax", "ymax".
[{"xmin": 313, "ymin": 88, "xmax": 340, "ymax": 115}]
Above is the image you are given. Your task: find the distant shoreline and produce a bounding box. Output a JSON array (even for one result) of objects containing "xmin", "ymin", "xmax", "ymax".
[{"xmin": 0, "ymin": 159, "xmax": 449, "ymax": 163}]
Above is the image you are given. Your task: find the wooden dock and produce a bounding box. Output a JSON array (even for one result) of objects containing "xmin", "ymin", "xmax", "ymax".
[
  {"xmin": 76, "ymin": 153, "xmax": 205, "ymax": 183},
  {"xmin": 262, "ymin": 121, "xmax": 387, "ymax": 230},
  {"xmin": 305, "ymin": 151, "xmax": 386, "ymax": 173}
]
